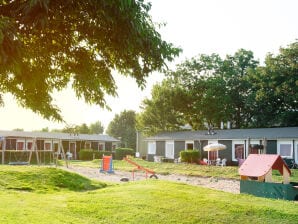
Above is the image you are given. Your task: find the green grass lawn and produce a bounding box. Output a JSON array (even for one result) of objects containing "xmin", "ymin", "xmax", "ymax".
[{"xmin": 0, "ymin": 165, "xmax": 297, "ymax": 224}]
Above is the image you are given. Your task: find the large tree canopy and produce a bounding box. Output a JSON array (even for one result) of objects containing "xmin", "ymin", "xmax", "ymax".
[
  {"xmin": 248, "ymin": 41, "xmax": 298, "ymax": 127},
  {"xmin": 0, "ymin": 0, "xmax": 181, "ymax": 121},
  {"xmin": 107, "ymin": 110, "xmax": 136, "ymax": 149},
  {"xmin": 139, "ymin": 42, "xmax": 297, "ymax": 134}
]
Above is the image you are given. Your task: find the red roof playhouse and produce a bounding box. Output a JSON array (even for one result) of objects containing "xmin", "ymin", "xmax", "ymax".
[{"xmin": 239, "ymin": 154, "xmax": 298, "ymax": 200}]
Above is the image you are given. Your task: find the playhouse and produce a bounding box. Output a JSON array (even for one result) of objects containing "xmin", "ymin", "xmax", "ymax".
[{"xmin": 239, "ymin": 154, "xmax": 298, "ymax": 200}]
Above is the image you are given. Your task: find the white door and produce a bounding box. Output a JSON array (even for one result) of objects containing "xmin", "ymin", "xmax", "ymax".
[{"xmin": 165, "ymin": 141, "xmax": 174, "ymax": 159}]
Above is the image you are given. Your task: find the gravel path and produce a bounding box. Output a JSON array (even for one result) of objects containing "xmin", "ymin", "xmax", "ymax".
[{"xmin": 61, "ymin": 166, "xmax": 240, "ymax": 194}]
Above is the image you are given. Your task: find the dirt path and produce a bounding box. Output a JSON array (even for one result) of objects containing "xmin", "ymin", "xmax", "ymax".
[{"xmin": 61, "ymin": 166, "xmax": 240, "ymax": 194}]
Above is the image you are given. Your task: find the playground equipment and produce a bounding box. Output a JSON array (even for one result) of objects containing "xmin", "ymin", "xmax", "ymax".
[
  {"xmin": 1, "ymin": 139, "xmax": 68, "ymax": 167},
  {"xmin": 239, "ymin": 154, "xmax": 298, "ymax": 201},
  {"xmin": 100, "ymin": 155, "xmax": 114, "ymax": 173},
  {"xmin": 124, "ymin": 156, "xmax": 158, "ymax": 180}
]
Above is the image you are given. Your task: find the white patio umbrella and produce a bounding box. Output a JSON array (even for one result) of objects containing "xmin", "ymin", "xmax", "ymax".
[{"xmin": 203, "ymin": 143, "xmax": 227, "ymax": 152}]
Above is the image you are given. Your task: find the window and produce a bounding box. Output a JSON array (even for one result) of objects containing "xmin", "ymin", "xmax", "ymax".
[
  {"xmin": 165, "ymin": 141, "xmax": 174, "ymax": 159},
  {"xmin": 27, "ymin": 141, "xmax": 33, "ymax": 150},
  {"xmin": 16, "ymin": 140, "xmax": 25, "ymax": 150},
  {"xmin": 249, "ymin": 140, "xmax": 261, "ymax": 154},
  {"xmin": 277, "ymin": 141, "xmax": 293, "ymax": 158},
  {"xmin": 232, "ymin": 141, "xmax": 245, "ymax": 161},
  {"xmin": 44, "ymin": 141, "xmax": 52, "ymax": 151},
  {"xmin": 148, "ymin": 142, "xmax": 156, "ymax": 154},
  {"xmin": 53, "ymin": 142, "xmax": 59, "ymax": 153},
  {"xmin": 85, "ymin": 141, "xmax": 91, "ymax": 149},
  {"xmin": 98, "ymin": 143, "xmax": 105, "ymax": 151},
  {"xmin": 185, "ymin": 141, "xmax": 194, "ymax": 150}
]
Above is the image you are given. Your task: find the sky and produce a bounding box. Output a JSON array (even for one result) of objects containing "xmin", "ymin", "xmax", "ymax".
[{"xmin": 0, "ymin": 0, "xmax": 297, "ymax": 132}]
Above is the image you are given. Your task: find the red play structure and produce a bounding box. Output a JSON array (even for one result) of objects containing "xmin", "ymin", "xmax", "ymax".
[
  {"xmin": 100, "ymin": 155, "xmax": 114, "ymax": 173},
  {"xmin": 124, "ymin": 156, "xmax": 158, "ymax": 180}
]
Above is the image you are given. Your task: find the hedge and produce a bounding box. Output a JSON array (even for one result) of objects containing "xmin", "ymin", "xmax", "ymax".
[
  {"xmin": 180, "ymin": 150, "xmax": 200, "ymax": 163},
  {"xmin": 79, "ymin": 149, "xmax": 114, "ymax": 161},
  {"xmin": 115, "ymin": 148, "xmax": 135, "ymax": 160}
]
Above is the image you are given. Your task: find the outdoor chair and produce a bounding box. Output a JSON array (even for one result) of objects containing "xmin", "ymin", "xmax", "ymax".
[
  {"xmin": 221, "ymin": 158, "xmax": 227, "ymax": 167},
  {"xmin": 216, "ymin": 158, "xmax": 221, "ymax": 166}
]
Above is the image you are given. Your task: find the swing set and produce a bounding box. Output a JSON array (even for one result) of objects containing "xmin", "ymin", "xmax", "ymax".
[{"xmin": 1, "ymin": 138, "xmax": 69, "ymax": 167}]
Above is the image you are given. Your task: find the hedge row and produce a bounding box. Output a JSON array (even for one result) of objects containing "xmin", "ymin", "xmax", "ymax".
[
  {"xmin": 79, "ymin": 149, "xmax": 115, "ymax": 160},
  {"xmin": 115, "ymin": 148, "xmax": 135, "ymax": 160},
  {"xmin": 79, "ymin": 148, "xmax": 134, "ymax": 161},
  {"xmin": 180, "ymin": 150, "xmax": 200, "ymax": 163}
]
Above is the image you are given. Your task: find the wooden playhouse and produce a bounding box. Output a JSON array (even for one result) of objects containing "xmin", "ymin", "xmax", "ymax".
[{"xmin": 239, "ymin": 154, "xmax": 298, "ymax": 200}]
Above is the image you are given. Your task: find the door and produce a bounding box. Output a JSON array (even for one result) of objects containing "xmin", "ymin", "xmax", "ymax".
[
  {"xmin": 69, "ymin": 142, "xmax": 76, "ymax": 160},
  {"xmin": 165, "ymin": 141, "xmax": 174, "ymax": 159},
  {"xmin": 207, "ymin": 140, "xmax": 218, "ymax": 161}
]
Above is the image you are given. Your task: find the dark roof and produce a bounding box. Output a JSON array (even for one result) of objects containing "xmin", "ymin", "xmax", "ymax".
[
  {"xmin": 0, "ymin": 130, "xmax": 119, "ymax": 142},
  {"xmin": 146, "ymin": 127, "xmax": 298, "ymax": 141}
]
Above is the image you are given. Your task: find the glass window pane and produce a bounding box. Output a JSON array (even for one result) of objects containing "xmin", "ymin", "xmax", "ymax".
[
  {"xmin": 235, "ymin": 144, "xmax": 244, "ymax": 159},
  {"xmin": 280, "ymin": 144, "xmax": 291, "ymax": 157}
]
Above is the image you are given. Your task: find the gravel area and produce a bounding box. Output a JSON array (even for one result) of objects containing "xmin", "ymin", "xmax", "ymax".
[{"xmin": 61, "ymin": 166, "xmax": 240, "ymax": 194}]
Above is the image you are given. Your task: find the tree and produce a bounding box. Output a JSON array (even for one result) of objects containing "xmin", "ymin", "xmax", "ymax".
[
  {"xmin": 106, "ymin": 110, "xmax": 136, "ymax": 149},
  {"xmin": 167, "ymin": 54, "xmax": 233, "ymax": 129},
  {"xmin": 41, "ymin": 127, "xmax": 49, "ymax": 132},
  {"xmin": 222, "ymin": 49, "xmax": 259, "ymax": 128},
  {"xmin": 137, "ymin": 79, "xmax": 187, "ymax": 136},
  {"xmin": 164, "ymin": 50, "xmax": 258, "ymax": 130},
  {"xmin": 0, "ymin": 0, "xmax": 181, "ymax": 121},
  {"xmin": 89, "ymin": 121, "xmax": 104, "ymax": 134},
  {"xmin": 76, "ymin": 123, "xmax": 89, "ymax": 134},
  {"xmin": 248, "ymin": 41, "xmax": 298, "ymax": 127}
]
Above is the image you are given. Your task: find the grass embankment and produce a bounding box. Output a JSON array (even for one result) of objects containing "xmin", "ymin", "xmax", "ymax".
[
  {"xmin": 0, "ymin": 166, "xmax": 106, "ymax": 192},
  {"xmin": 69, "ymin": 158, "xmax": 298, "ymax": 182},
  {"xmin": 0, "ymin": 165, "xmax": 297, "ymax": 224}
]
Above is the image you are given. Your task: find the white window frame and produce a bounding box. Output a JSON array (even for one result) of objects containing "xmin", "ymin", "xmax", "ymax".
[
  {"xmin": 249, "ymin": 140, "xmax": 261, "ymax": 154},
  {"xmin": 26, "ymin": 140, "xmax": 33, "ymax": 150},
  {"xmin": 16, "ymin": 139, "xmax": 25, "ymax": 150},
  {"xmin": 85, "ymin": 141, "xmax": 91, "ymax": 149},
  {"xmin": 232, "ymin": 140, "xmax": 245, "ymax": 161},
  {"xmin": 165, "ymin": 141, "xmax": 174, "ymax": 159},
  {"xmin": 98, "ymin": 142, "xmax": 105, "ymax": 151},
  {"xmin": 185, "ymin": 140, "xmax": 194, "ymax": 150},
  {"xmin": 277, "ymin": 140, "xmax": 293, "ymax": 159},
  {"xmin": 44, "ymin": 140, "xmax": 52, "ymax": 151},
  {"xmin": 148, "ymin": 142, "xmax": 156, "ymax": 155}
]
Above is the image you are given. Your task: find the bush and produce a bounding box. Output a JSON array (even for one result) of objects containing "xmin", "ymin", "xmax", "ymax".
[
  {"xmin": 79, "ymin": 149, "xmax": 114, "ymax": 161},
  {"xmin": 180, "ymin": 150, "xmax": 200, "ymax": 163},
  {"xmin": 115, "ymin": 148, "xmax": 135, "ymax": 160}
]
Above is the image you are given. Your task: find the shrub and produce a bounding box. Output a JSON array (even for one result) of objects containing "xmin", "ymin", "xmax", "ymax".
[
  {"xmin": 79, "ymin": 149, "xmax": 114, "ymax": 161},
  {"xmin": 180, "ymin": 150, "xmax": 200, "ymax": 163},
  {"xmin": 115, "ymin": 148, "xmax": 135, "ymax": 160}
]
